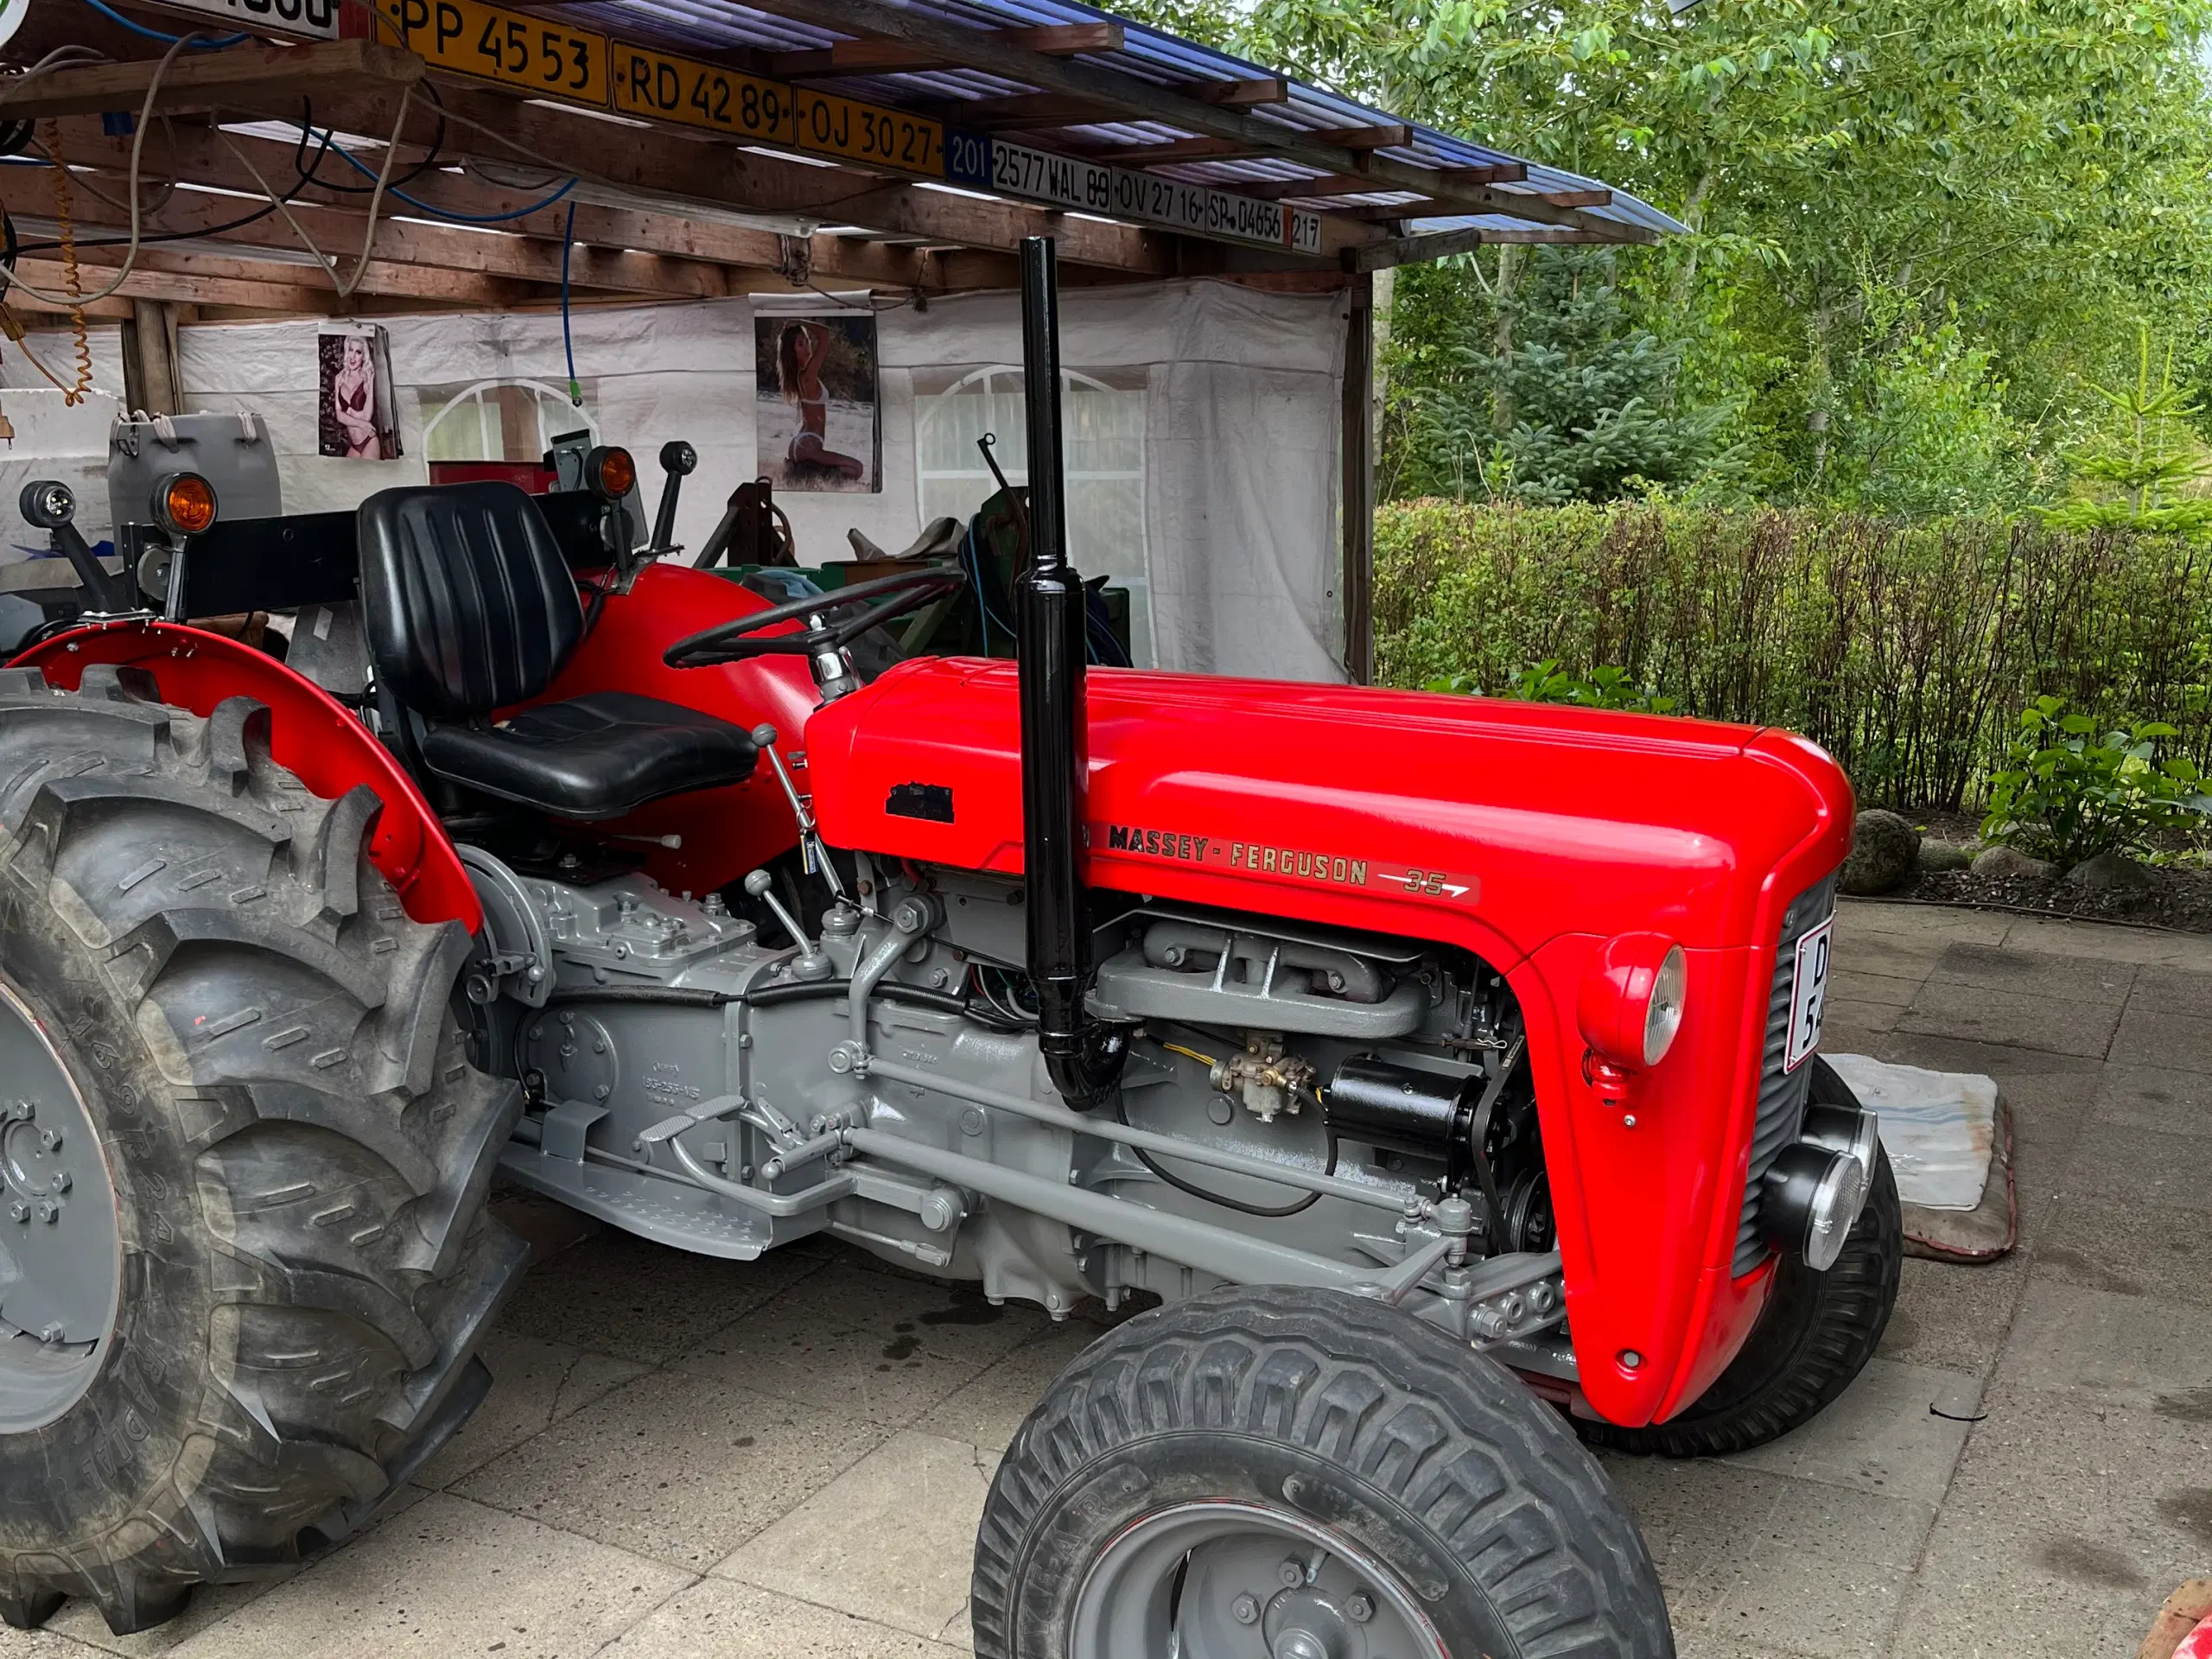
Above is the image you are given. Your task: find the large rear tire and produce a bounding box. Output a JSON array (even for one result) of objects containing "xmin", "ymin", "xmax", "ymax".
[
  {"xmin": 1582, "ymin": 1056, "xmax": 1901, "ymax": 1459},
  {"xmin": 973, "ymin": 1285, "xmax": 1674, "ymax": 1659},
  {"xmin": 0, "ymin": 665, "xmax": 524, "ymax": 1634}
]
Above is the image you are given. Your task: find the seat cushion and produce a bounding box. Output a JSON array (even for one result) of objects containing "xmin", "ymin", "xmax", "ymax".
[
  {"xmin": 418, "ymin": 692, "xmax": 759, "ymax": 819},
  {"xmin": 359, "ymin": 481, "xmax": 582, "ymax": 719}
]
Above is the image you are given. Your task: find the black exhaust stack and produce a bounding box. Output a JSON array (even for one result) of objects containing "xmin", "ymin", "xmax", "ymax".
[{"xmin": 1015, "ymin": 237, "xmax": 1126, "ymax": 1111}]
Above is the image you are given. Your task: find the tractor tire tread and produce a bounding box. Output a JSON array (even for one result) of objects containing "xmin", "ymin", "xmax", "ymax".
[{"xmin": 0, "ymin": 671, "xmax": 523, "ymax": 1636}]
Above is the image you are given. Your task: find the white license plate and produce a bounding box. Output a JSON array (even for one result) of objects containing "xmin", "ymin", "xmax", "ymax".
[{"xmin": 1784, "ymin": 918, "xmax": 1832, "ymax": 1071}]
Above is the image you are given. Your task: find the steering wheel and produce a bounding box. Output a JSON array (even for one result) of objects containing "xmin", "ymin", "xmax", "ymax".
[{"xmin": 664, "ymin": 566, "xmax": 968, "ymax": 669}]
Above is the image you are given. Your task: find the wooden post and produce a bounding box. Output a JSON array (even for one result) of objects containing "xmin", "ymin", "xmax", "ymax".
[
  {"xmin": 122, "ymin": 299, "xmax": 184, "ymax": 414},
  {"xmin": 1341, "ymin": 271, "xmax": 1376, "ymax": 684}
]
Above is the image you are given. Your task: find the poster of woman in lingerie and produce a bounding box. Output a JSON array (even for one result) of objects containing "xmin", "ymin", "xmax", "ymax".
[
  {"xmin": 754, "ymin": 309, "xmax": 879, "ymax": 493},
  {"xmin": 317, "ymin": 324, "xmax": 401, "ymax": 460}
]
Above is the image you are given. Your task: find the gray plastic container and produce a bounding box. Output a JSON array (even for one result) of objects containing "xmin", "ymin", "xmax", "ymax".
[{"xmin": 107, "ymin": 412, "xmax": 283, "ymax": 529}]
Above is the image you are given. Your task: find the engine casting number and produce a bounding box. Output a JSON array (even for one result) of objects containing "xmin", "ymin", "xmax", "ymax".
[
  {"xmin": 1096, "ymin": 822, "xmax": 1476, "ymax": 900},
  {"xmin": 1784, "ymin": 916, "xmax": 1832, "ymax": 1071},
  {"xmin": 375, "ymin": 0, "xmax": 607, "ymax": 103},
  {"xmin": 612, "ymin": 43, "xmax": 797, "ymax": 143}
]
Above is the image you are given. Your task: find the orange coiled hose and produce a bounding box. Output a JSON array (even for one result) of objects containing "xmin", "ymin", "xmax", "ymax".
[{"xmin": 39, "ymin": 120, "xmax": 92, "ymax": 407}]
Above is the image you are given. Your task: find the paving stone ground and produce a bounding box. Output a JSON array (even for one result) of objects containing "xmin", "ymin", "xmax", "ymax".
[{"xmin": 6, "ymin": 899, "xmax": 2209, "ymax": 1658}]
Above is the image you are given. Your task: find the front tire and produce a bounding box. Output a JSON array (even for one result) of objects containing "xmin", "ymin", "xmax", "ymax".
[
  {"xmin": 973, "ymin": 1285, "xmax": 1673, "ymax": 1659},
  {"xmin": 1583, "ymin": 1056, "xmax": 1902, "ymax": 1459},
  {"xmin": 0, "ymin": 666, "xmax": 524, "ymax": 1634}
]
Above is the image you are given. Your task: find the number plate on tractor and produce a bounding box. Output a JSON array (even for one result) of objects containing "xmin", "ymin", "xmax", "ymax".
[{"xmin": 1784, "ymin": 917, "xmax": 1831, "ymax": 1071}]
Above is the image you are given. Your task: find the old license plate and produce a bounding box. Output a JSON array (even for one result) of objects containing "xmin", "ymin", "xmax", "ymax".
[{"xmin": 1784, "ymin": 916, "xmax": 1832, "ymax": 1071}]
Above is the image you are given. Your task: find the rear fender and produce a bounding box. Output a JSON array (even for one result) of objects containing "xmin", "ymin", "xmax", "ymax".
[{"xmin": 10, "ymin": 621, "xmax": 479, "ymax": 930}]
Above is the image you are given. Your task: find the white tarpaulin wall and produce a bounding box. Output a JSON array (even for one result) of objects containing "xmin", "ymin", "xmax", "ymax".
[{"xmin": 0, "ymin": 281, "xmax": 1350, "ymax": 680}]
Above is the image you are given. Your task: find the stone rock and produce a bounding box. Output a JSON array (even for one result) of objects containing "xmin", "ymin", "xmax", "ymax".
[
  {"xmin": 1970, "ymin": 844, "xmax": 2056, "ymax": 882},
  {"xmin": 2065, "ymin": 849, "xmax": 2153, "ymax": 892},
  {"xmin": 1918, "ymin": 840, "xmax": 1973, "ymax": 874},
  {"xmin": 1839, "ymin": 809, "xmax": 1922, "ymax": 895}
]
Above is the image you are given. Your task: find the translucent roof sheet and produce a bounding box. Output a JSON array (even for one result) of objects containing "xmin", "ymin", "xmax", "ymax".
[{"xmin": 547, "ymin": 0, "xmax": 1686, "ymax": 243}]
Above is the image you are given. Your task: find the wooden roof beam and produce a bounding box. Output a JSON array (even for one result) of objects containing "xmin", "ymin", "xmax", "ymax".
[
  {"xmin": 237, "ymin": 79, "xmax": 1180, "ymax": 273},
  {"xmin": 769, "ymin": 23, "xmax": 1122, "ymax": 79},
  {"xmin": 1087, "ymin": 136, "xmax": 1262, "ymax": 165},
  {"xmin": 1342, "ymin": 222, "xmax": 1606, "ymax": 270},
  {"xmin": 0, "ymin": 39, "xmax": 421, "ymax": 121}
]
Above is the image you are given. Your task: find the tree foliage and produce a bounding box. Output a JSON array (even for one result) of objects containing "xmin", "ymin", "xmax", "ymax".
[{"xmin": 1119, "ymin": 0, "xmax": 2212, "ymax": 510}]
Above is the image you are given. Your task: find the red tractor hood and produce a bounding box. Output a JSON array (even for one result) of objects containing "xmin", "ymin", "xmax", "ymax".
[{"xmin": 808, "ymin": 659, "xmax": 1852, "ymax": 963}]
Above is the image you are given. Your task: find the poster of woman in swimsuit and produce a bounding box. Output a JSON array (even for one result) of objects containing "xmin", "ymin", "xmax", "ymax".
[
  {"xmin": 754, "ymin": 309, "xmax": 879, "ymax": 493},
  {"xmin": 316, "ymin": 323, "xmax": 401, "ymax": 460}
]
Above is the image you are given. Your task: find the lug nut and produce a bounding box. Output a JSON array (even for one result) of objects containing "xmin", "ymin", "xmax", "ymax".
[
  {"xmin": 1277, "ymin": 1558, "xmax": 1306, "ymax": 1588},
  {"xmin": 1345, "ymin": 1592, "xmax": 1374, "ymax": 1623},
  {"xmin": 8, "ymin": 1201, "xmax": 27, "ymax": 1224},
  {"xmin": 37, "ymin": 1128, "xmax": 60, "ymax": 1152},
  {"xmin": 49, "ymin": 1173, "xmax": 68, "ymax": 1194},
  {"xmin": 1230, "ymin": 1593, "xmax": 1260, "ymax": 1625},
  {"xmin": 34, "ymin": 1201, "xmax": 57, "ymax": 1224},
  {"xmin": 38, "ymin": 1324, "xmax": 63, "ymax": 1344},
  {"xmin": 9, "ymin": 1101, "xmax": 31, "ymax": 1122}
]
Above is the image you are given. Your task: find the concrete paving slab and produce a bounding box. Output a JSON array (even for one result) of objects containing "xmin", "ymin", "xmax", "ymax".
[
  {"xmin": 494, "ymin": 1228, "xmax": 827, "ymax": 1365},
  {"xmin": 2003, "ymin": 912, "xmax": 2212, "ymax": 968},
  {"xmin": 0, "ymin": 1630, "xmax": 98, "ymax": 1658},
  {"xmin": 1897, "ymin": 978, "xmax": 2121, "ymax": 1058},
  {"xmin": 1836, "ymin": 901, "xmax": 2011, "ymax": 946},
  {"xmin": 2060, "ymin": 1119, "xmax": 2212, "ymax": 1215},
  {"xmin": 417, "ymin": 1330, "xmax": 653, "ymax": 1488},
  {"xmin": 670, "ymin": 1294, "xmax": 1001, "ymax": 1428},
  {"xmin": 164, "ymin": 1493, "xmax": 690, "ymax": 1659},
  {"xmin": 38, "ymin": 1582, "xmax": 276, "ymax": 1658},
  {"xmin": 1707, "ymin": 1548, "xmax": 1913, "ymax": 1657},
  {"xmin": 2110, "ymin": 1004, "xmax": 2212, "ymax": 1075},
  {"xmin": 454, "ymin": 1370, "xmax": 888, "ymax": 1570},
  {"xmin": 2094, "ymin": 1061, "xmax": 2212, "ymax": 1137},
  {"xmin": 1877, "ymin": 1253, "xmax": 2026, "ymax": 1380},
  {"xmin": 912, "ymin": 1323, "xmax": 1101, "ymax": 1454},
  {"xmin": 2003, "ymin": 1281, "xmax": 2212, "ymax": 1414},
  {"xmin": 1721, "ymin": 1357, "xmax": 1982, "ymax": 1506},
  {"xmin": 2035, "ymin": 1192, "xmax": 2212, "ymax": 1307},
  {"xmin": 1823, "ymin": 995, "xmax": 1904, "ymax": 1037},
  {"xmin": 1926, "ymin": 939, "xmax": 2137, "ymax": 1006},
  {"xmin": 603, "ymin": 1580, "xmax": 969, "ymax": 1658},
  {"xmin": 1828, "ymin": 968, "xmax": 1927, "ymax": 1008},
  {"xmin": 1890, "ymin": 1383, "xmax": 2212, "ymax": 1659},
  {"xmin": 747, "ymin": 1263, "xmax": 1056, "ymax": 1366},
  {"xmin": 2128, "ymin": 963, "xmax": 2212, "ymax": 1014},
  {"xmin": 715, "ymin": 1430, "xmax": 994, "ymax": 1647}
]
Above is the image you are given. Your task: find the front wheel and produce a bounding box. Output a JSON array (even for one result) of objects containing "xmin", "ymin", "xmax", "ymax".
[
  {"xmin": 972, "ymin": 1286, "xmax": 1674, "ymax": 1659},
  {"xmin": 1583, "ymin": 1056, "xmax": 1902, "ymax": 1459}
]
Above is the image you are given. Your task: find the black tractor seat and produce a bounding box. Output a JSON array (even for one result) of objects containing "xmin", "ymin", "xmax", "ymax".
[{"xmin": 358, "ymin": 481, "xmax": 758, "ymax": 819}]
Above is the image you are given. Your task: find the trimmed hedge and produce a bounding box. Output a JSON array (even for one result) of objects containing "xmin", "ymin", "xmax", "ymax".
[{"xmin": 1375, "ymin": 501, "xmax": 2212, "ymax": 810}]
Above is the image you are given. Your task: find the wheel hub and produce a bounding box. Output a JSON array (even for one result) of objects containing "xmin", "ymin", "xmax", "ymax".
[
  {"xmin": 1070, "ymin": 1501, "xmax": 1446, "ymax": 1659},
  {"xmin": 0, "ymin": 977, "xmax": 121, "ymax": 1433}
]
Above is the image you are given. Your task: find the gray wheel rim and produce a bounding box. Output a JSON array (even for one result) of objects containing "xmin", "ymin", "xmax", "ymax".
[
  {"xmin": 0, "ymin": 976, "xmax": 122, "ymax": 1434},
  {"xmin": 1070, "ymin": 1500, "xmax": 1449, "ymax": 1659}
]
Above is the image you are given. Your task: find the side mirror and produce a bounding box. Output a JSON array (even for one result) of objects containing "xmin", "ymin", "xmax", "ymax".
[{"xmin": 650, "ymin": 441, "xmax": 696, "ymax": 558}]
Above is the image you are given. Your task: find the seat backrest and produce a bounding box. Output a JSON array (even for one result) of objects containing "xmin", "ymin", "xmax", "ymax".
[{"xmin": 358, "ymin": 481, "xmax": 582, "ymax": 719}]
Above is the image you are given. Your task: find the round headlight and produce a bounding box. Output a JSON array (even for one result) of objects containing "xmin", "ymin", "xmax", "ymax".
[
  {"xmin": 1643, "ymin": 944, "xmax": 1687, "ymax": 1065},
  {"xmin": 1577, "ymin": 932, "xmax": 1690, "ymax": 1071},
  {"xmin": 150, "ymin": 472, "xmax": 218, "ymax": 537}
]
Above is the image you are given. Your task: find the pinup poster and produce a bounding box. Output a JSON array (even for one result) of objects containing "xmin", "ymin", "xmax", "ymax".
[
  {"xmin": 753, "ymin": 308, "xmax": 880, "ymax": 493},
  {"xmin": 317, "ymin": 322, "xmax": 402, "ymax": 460}
]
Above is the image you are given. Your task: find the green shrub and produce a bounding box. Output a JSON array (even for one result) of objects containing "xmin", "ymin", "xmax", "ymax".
[
  {"xmin": 1376, "ymin": 500, "xmax": 2212, "ymax": 809},
  {"xmin": 1425, "ymin": 659, "xmax": 1677, "ymax": 714},
  {"xmin": 1980, "ymin": 698, "xmax": 2212, "ymax": 868}
]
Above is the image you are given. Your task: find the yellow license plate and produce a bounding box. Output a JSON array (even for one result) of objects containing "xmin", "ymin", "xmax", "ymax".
[
  {"xmin": 792, "ymin": 89, "xmax": 944, "ymax": 176},
  {"xmin": 611, "ymin": 43, "xmax": 798, "ymax": 144},
  {"xmin": 376, "ymin": 0, "xmax": 607, "ymax": 104}
]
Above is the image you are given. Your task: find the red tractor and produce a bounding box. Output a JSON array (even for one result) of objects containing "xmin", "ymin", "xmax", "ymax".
[{"xmin": 0, "ymin": 241, "xmax": 1895, "ymax": 1657}]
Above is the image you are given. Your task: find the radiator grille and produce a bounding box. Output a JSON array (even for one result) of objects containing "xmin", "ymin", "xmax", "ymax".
[{"xmin": 1732, "ymin": 876, "xmax": 1837, "ymax": 1276}]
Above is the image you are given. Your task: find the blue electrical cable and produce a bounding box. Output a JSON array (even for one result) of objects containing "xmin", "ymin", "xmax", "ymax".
[
  {"xmin": 561, "ymin": 199, "xmax": 582, "ymax": 405},
  {"xmin": 322, "ymin": 139, "xmax": 578, "ymax": 222},
  {"xmin": 79, "ymin": 0, "xmax": 245, "ymax": 45}
]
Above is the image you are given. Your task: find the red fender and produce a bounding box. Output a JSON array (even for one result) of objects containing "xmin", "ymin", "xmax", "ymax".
[{"xmin": 10, "ymin": 621, "xmax": 479, "ymax": 931}]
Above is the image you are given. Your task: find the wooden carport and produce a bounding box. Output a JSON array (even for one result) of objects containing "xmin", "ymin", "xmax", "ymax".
[{"xmin": 0, "ymin": 0, "xmax": 1676, "ymax": 676}]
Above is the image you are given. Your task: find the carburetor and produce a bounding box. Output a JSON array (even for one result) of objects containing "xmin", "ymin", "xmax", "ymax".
[{"xmin": 1209, "ymin": 1033, "xmax": 1318, "ymax": 1123}]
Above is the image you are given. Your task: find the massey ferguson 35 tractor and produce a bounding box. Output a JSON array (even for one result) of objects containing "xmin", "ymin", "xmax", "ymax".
[{"xmin": 0, "ymin": 239, "xmax": 1896, "ymax": 1657}]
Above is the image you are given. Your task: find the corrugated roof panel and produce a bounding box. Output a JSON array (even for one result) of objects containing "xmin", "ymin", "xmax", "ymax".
[{"xmin": 547, "ymin": 0, "xmax": 1686, "ymax": 238}]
